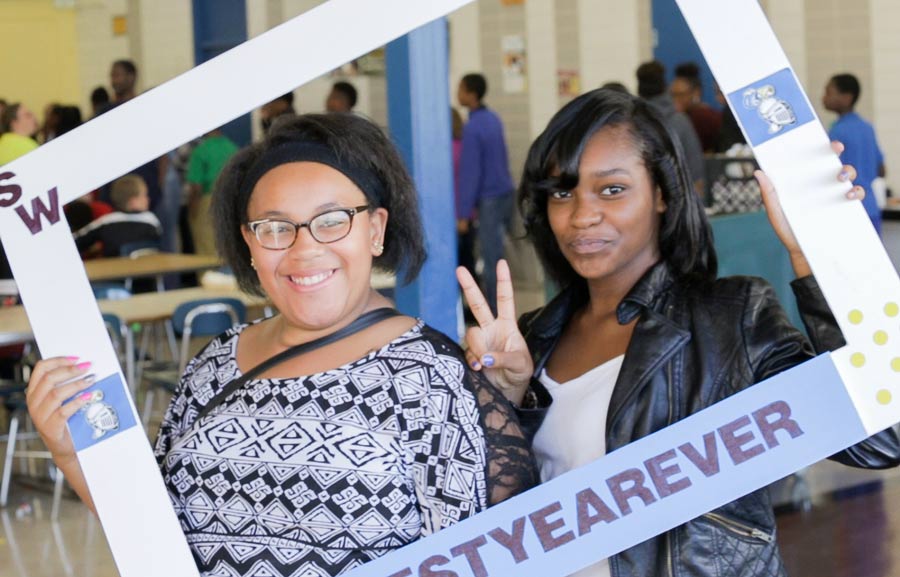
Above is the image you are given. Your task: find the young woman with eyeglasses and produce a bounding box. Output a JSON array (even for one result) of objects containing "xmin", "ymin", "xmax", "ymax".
[{"xmin": 26, "ymin": 113, "xmax": 537, "ymax": 576}]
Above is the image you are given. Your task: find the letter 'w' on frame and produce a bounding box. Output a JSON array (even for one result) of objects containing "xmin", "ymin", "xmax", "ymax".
[{"xmin": 1, "ymin": 2, "xmax": 898, "ymax": 577}]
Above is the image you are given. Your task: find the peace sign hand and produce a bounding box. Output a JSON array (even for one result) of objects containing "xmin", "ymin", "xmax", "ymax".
[{"xmin": 457, "ymin": 260, "xmax": 534, "ymax": 406}]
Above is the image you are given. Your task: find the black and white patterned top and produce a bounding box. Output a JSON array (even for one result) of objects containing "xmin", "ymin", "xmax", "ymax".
[{"xmin": 154, "ymin": 320, "xmax": 536, "ymax": 577}]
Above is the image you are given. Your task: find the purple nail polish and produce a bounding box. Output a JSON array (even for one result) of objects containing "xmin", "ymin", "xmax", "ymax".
[{"xmin": 482, "ymin": 355, "xmax": 495, "ymax": 368}]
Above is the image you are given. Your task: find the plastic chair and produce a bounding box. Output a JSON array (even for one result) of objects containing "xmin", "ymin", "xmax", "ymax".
[
  {"xmin": 100, "ymin": 311, "xmax": 138, "ymax": 392},
  {"xmin": 102, "ymin": 312, "xmax": 128, "ymax": 356},
  {"xmin": 140, "ymin": 298, "xmax": 245, "ymax": 426},
  {"xmin": 92, "ymin": 286, "xmax": 140, "ymax": 388},
  {"xmin": 113, "ymin": 244, "xmax": 177, "ymax": 361},
  {"xmin": 120, "ymin": 240, "xmax": 163, "ymax": 293},
  {"xmin": 0, "ymin": 380, "xmax": 65, "ymax": 521},
  {"xmin": 119, "ymin": 240, "xmax": 161, "ymax": 258}
]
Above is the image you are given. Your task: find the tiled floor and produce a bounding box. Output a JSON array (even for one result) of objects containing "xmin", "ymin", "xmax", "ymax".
[
  {"xmin": 1, "ymin": 487, "xmax": 117, "ymax": 577},
  {"xmin": 2, "ymin": 461, "xmax": 900, "ymax": 577},
  {"xmin": 778, "ymin": 477, "xmax": 900, "ymax": 577}
]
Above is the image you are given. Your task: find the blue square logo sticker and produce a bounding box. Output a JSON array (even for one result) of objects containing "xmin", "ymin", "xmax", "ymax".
[
  {"xmin": 68, "ymin": 373, "xmax": 137, "ymax": 451},
  {"xmin": 728, "ymin": 68, "xmax": 815, "ymax": 146}
]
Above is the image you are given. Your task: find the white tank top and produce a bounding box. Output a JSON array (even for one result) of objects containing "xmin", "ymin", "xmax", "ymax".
[{"xmin": 532, "ymin": 355, "xmax": 624, "ymax": 577}]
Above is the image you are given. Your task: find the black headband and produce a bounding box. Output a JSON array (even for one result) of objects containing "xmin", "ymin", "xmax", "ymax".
[{"xmin": 243, "ymin": 141, "xmax": 385, "ymax": 207}]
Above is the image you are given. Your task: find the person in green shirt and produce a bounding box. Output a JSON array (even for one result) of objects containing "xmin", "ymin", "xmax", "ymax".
[
  {"xmin": 186, "ymin": 129, "xmax": 239, "ymax": 255},
  {"xmin": 0, "ymin": 103, "xmax": 39, "ymax": 165}
]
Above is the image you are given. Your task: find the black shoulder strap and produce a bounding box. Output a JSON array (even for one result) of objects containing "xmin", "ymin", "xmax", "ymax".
[{"xmin": 196, "ymin": 307, "xmax": 403, "ymax": 422}]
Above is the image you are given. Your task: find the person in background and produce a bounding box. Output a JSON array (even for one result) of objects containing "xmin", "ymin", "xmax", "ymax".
[
  {"xmin": 325, "ymin": 80, "xmax": 358, "ymax": 113},
  {"xmin": 186, "ymin": 128, "xmax": 239, "ymax": 256},
  {"xmin": 40, "ymin": 102, "xmax": 60, "ymax": 143},
  {"xmin": 260, "ymin": 92, "xmax": 296, "ymax": 134},
  {"xmin": 90, "ymin": 86, "xmax": 110, "ymax": 118},
  {"xmin": 457, "ymin": 72, "xmax": 515, "ymax": 314},
  {"xmin": 823, "ymin": 73, "xmax": 886, "ymax": 234},
  {"xmin": 73, "ymin": 173, "xmax": 161, "ymax": 258},
  {"xmin": 0, "ymin": 240, "xmax": 10, "ymax": 282},
  {"xmin": 43, "ymin": 104, "xmax": 83, "ymax": 142},
  {"xmin": 159, "ymin": 139, "xmax": 201, "ymax": 257},
  {"xmin": 600, "ymin": 81, "xmax": 630, "ymax": 95},
  {"xmin": 0, "ymin": 96, "xmax": 20, "ymax": 371},
  {"xmin": 56, "ymin": 105, "xmax": 83, "ymax": 137},
  {"xmin": 27, "ymin": 113, "xmax": 536, "ymax": 577},
  {"xmin": 109, "ymin": 59, "xmax": 138, "ymax": 105},
  {"xmin": 714, "ymin": 83, "xmax": 747, "ymax": 153},
  {"xmin": 458, "ymin": 88, "xmax": 900, "ymax": 577},
  {"xmin": 670, "ymin": 62, "xmax": 721, "ymax": 153},
  {"xmin": 64, "ymin": 191, "xmax": 113, "ymax": 233},
  {"xmin": 95, "ymin": 60, "xmax": 163, "ymax": 218},
  {"xmin": 0, "ymin": 103, "xmax": 39, "ymax": 165},
  {"xmin": 452, "ymin": 107, "xmax": 477, "ymax": 280},
  {"xmin": 64, "ymin": 200, "xmax": 96, "ymax": 233},
  {"xmin": 636, "ymin": 60, "xmax": 706, "ymax": 195}
]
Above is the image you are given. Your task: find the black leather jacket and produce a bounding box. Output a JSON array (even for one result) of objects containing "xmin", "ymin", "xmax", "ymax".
[{"xmin": 517, "ymin": 262, "xmax": 900, "ymax": 577}]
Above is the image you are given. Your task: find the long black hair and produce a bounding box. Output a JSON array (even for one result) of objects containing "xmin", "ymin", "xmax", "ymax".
[
  {"xmin": 519, "ymin": 88, "xmax": 717, "ymax": 289},
  {"xmin": 212, "ymin": 113, "xmax": 426, "ymax": 297}
]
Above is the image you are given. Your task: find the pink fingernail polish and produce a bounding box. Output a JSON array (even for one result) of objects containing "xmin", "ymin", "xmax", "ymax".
[
  {"xmin": 65, "ymin": 356, "xmax": 79, "ymax": 361},
  {"xmin": 79, "ymin": 392, "xmax": 93, "ymax": 401},
  {"xmin": 76, "ymin": 361, "xmax": 91, "ymax": 370}
]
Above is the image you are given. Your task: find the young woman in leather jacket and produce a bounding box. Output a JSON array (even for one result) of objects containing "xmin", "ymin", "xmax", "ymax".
[{"xmin": 457, "ymin": 88, "xmax": 900, "ymax": 577}]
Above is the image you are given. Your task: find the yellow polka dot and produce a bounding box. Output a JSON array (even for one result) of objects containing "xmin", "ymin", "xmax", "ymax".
[
  {"xmin": 877, "ymin": 389, "xmax": 892, "ymax": 405},
  {"xmin": 848, "ymin": 309, "xmax": 864, "ymax": 324},
  {"xmin": 893, "ymin": 358, "xmax": 900, "ymax": 372},
  {"xmin": 874, "ymin": 331, "xmax": 889, "ymax": 345},
  {"xmin": 851, "ymin": 353, "xmax": 866, "ymax": 368},
  {"xmin": 886, "ymin": 302, "xmax": 899, "ymax": 317}
]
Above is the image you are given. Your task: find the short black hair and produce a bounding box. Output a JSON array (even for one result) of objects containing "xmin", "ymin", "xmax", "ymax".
[
  {"xmin": 829, "ymin": 73, "xmax": 861, "ymax": 106},
  {"xmin": 636, "ymin": 60, "xmax": 666, "ymax": 98},
  {"xmin": 91, "ymin": 86, "xmax": 110, "ymax": 107},
  {"xmin": 519, "ymin": 88, "xmax": 717, "ymax": 289},
  {"xmin": 212, "ymin": 113, "xmax": 426, "ymax": 296},
  {"xmin": 56, "ymin": 105, "xmax": 82, "ymax": 136},
  {"xmin": 674, "ymin": 62, "xmax": 702, "ymax": 91},
  {"xmin": 112, "ymin": 59, "xmax": 137, "ymax": 77},
  {"xmin": 600, "ymin": 81, "xmax": 630, "ymax": 95},
  {"xmin": 461, "ymin": 73, "xmax": 488, "ymax": 101},
  {"xmin": 275, "ymin": 92, "xmax": 294, "ymax": 106},
  {"xmin": 0, "ymin": 103, "xmax": 20, "ymax": 133},
  {"xmin": 331, "ymin": 81, "xmax": 358, "ymax": 109}
]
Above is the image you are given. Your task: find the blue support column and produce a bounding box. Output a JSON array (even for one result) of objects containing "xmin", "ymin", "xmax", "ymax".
[
  {"xmin": 652, "ymin": 0, "xmax": 717, "ymax": 106},
  {"xmin": 386, "ymin": 19, "xmax": 459, "ymax": 339}
]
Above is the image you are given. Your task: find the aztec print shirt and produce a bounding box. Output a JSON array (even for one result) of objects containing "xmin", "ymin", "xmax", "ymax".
[{"xmin": 154, "ymin": 320, "xmax": 536, "ymax": 577}]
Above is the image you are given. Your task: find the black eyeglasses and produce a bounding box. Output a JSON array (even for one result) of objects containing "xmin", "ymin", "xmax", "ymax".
[{"xmin": 247, "ymin": 205, "xmax": 369, "ymax": 249}]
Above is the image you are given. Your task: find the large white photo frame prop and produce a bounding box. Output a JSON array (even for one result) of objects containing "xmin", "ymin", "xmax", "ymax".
[
  {"xmin": 0, "ymin": 0, "xmax": 897, "ymax": 576},
  {"xmin": 0, "ymin": 2, "xmax": 473, "ymax": 576}
]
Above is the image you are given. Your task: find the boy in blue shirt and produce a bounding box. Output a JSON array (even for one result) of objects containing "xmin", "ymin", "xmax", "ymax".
[
  {"xmin": 823, "ymin": 73, "xmax": 886, "ymax": 234},
  {"xmin": 457, "ymin": 73, "xmax": 515, "ymax": 314}
]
